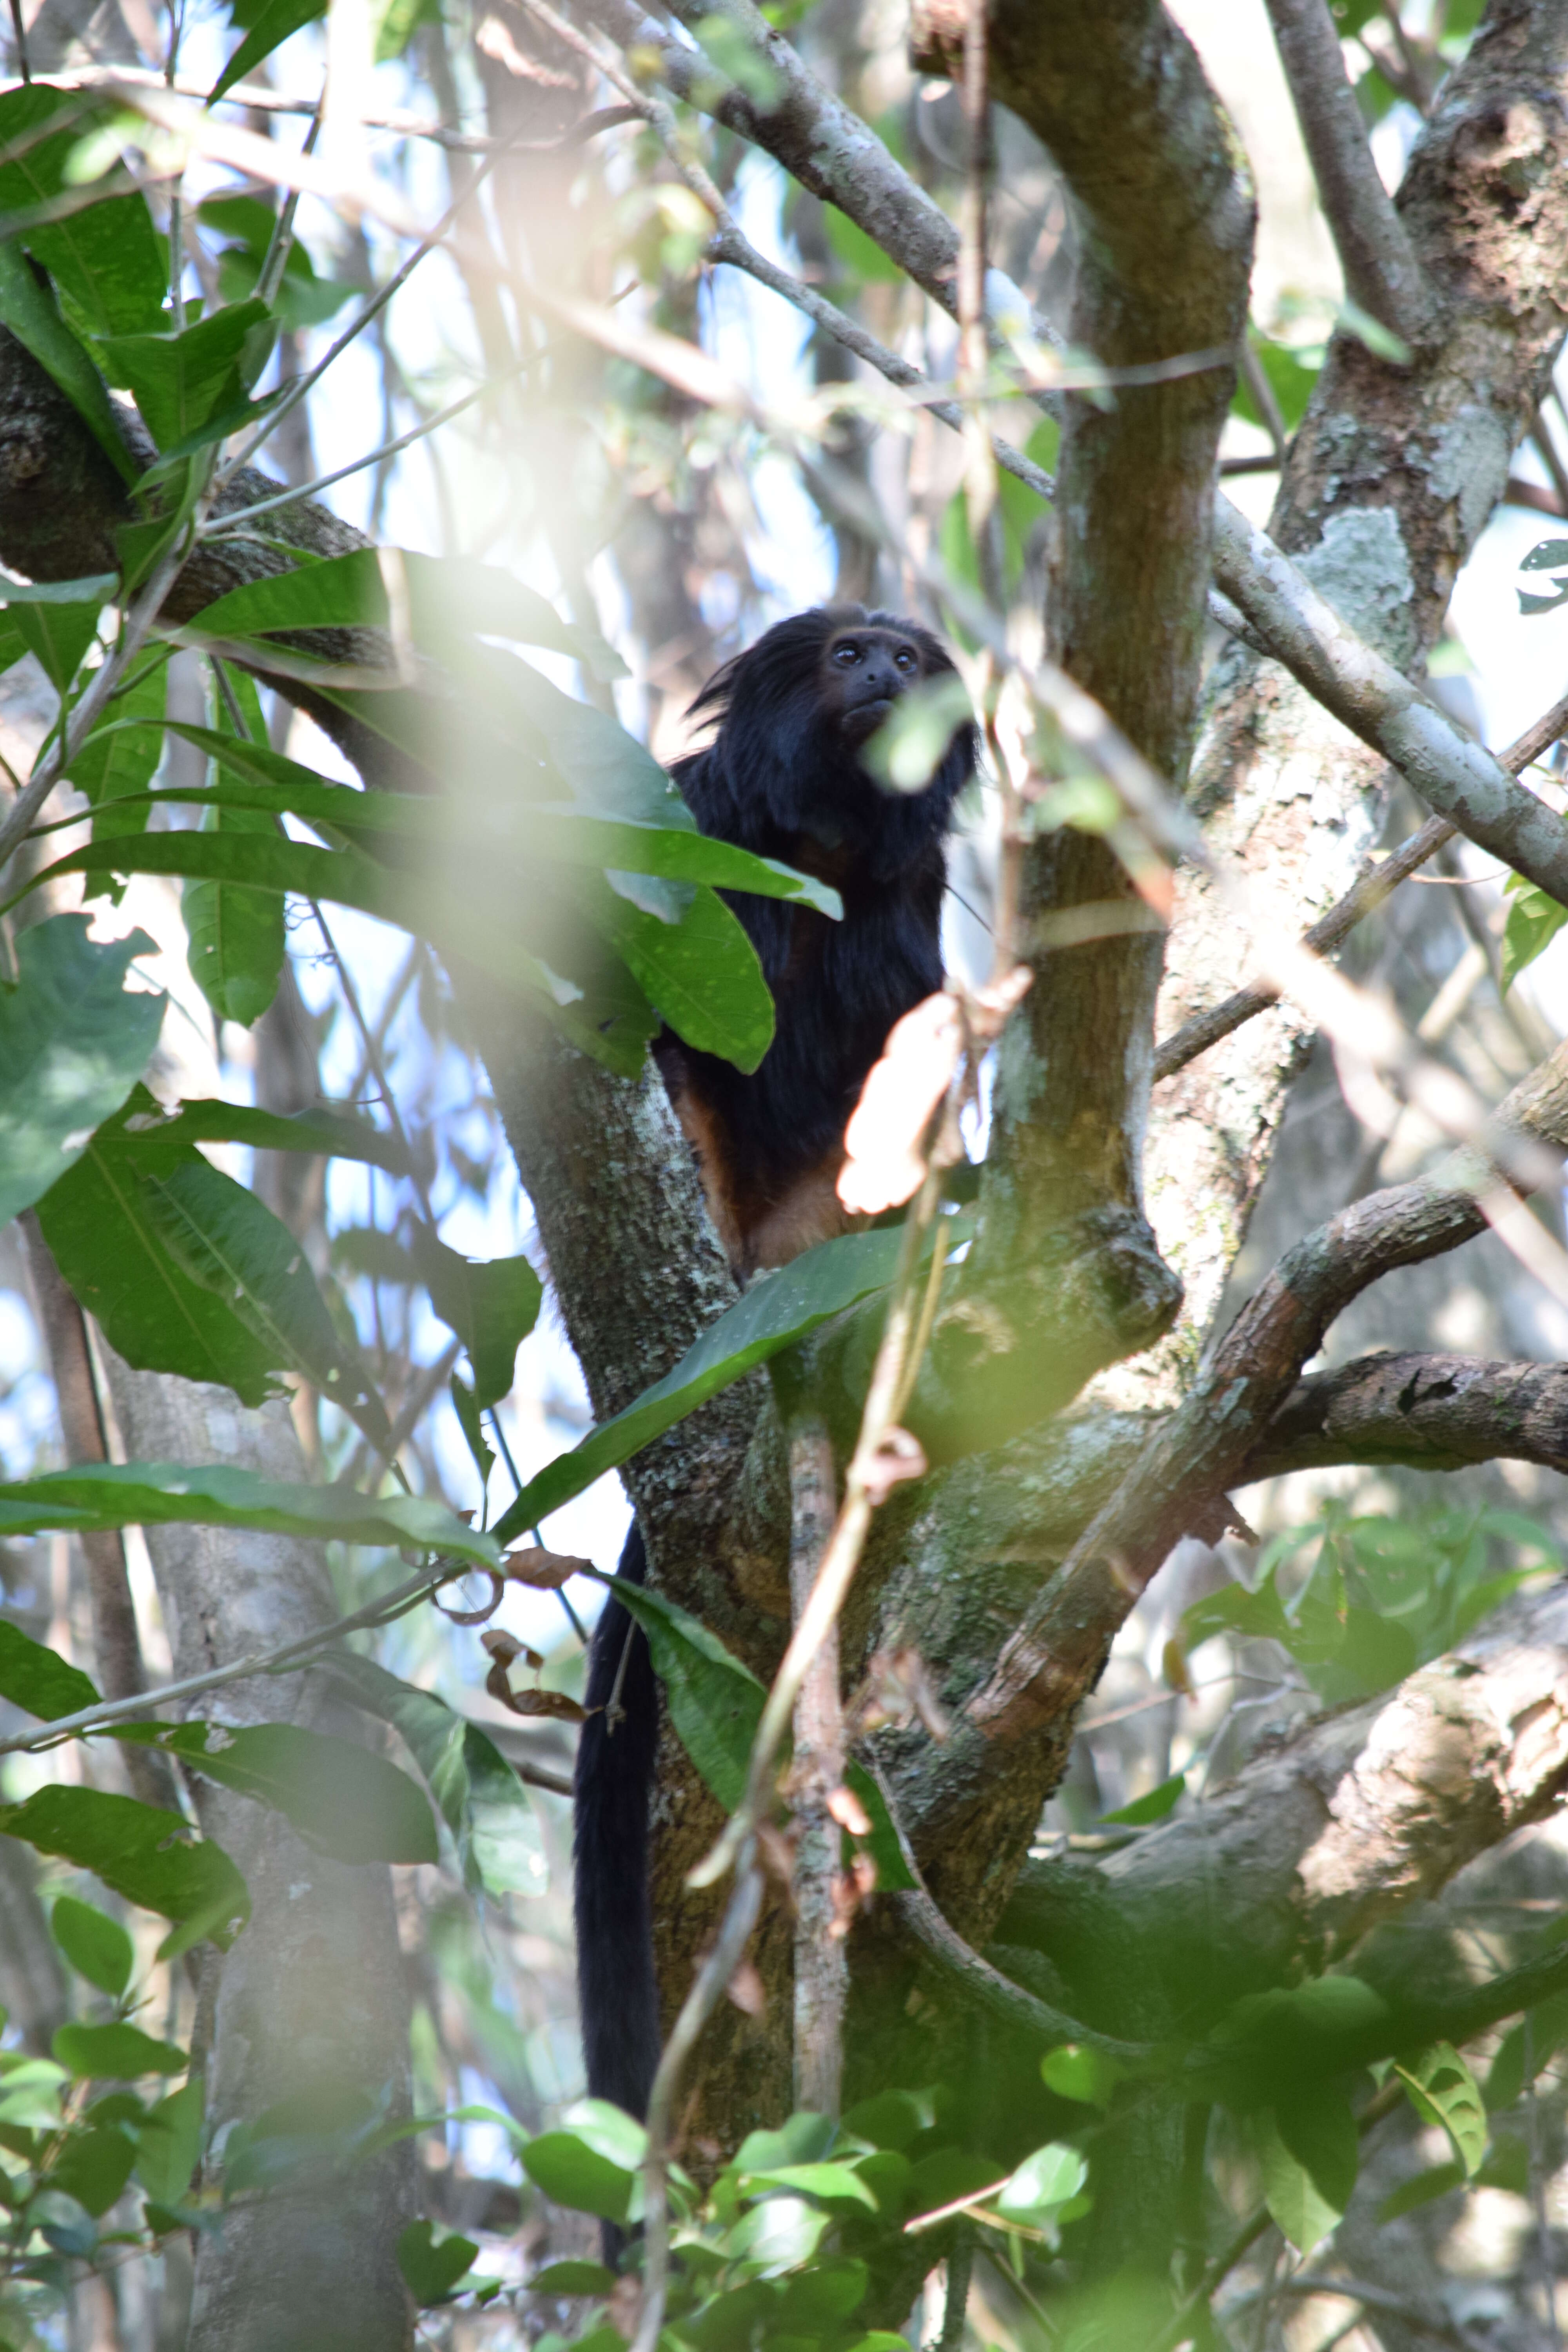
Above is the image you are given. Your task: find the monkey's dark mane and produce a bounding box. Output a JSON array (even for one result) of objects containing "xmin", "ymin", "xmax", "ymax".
[{"xmin": 665, "ymin": 604, "xmax": 976, "ymax": 1196}]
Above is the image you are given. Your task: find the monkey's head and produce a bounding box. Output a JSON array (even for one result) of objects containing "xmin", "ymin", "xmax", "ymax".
[{"xmin": 684, "ymin": 605, "xmax": 976, "ymax": 876}]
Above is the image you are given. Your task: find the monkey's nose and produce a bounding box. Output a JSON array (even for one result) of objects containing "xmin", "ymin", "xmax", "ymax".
[{"xmin": 855, "ymin": 652, "xmax": 904, "ymax": 704}]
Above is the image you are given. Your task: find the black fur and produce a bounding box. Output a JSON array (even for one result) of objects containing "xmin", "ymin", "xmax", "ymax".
[
  {"xmin": 665, "ymin": 604, "xmax": 976, "ymax": 1203},
  {"xmin": 572, "ymin": 608, "xmax": 973, "ymax": 2191}
]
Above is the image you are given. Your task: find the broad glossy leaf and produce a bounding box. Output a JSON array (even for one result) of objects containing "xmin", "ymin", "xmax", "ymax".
[
  {"xmin": 0, "ymin": 87, "xmax": 166, "ymax": 335},
  {"xmin": 138, "ymin": 1152, "xmax": 386, "ymax": 1432},
  {"xmin": 1253, "ymin": 2106, "xmax": 1344, "ymax": 2255},
  {"xmin": 0, "ymin": 238, "xmax": 137, "ymax": 482},
  {"xmin": 122, "ymin": 1720, "xmax": 437, "ymax": 1866},
  {"xmin": 738, "ymin": 2161, "xmax": 877, "ymax": 2210},
  {"xmin": 396, "ymin": 2218, "xmax": 478, "ymax": 2307},
  {"xmin": 592, "ymin": 879, "xmax": 772, "ymax": 1067},
  {"xmin": 522, "ymin": 2129, "xmax": 637, "ymax": 2223},
  {"xmin": 492, "ymin": 648, "xmax": 693, "ymax": 830},
  {"xmin": 0, "ymin": 1616, "xmax": 98, "ymax": 1720},
  {"xmin": 1377, "ymin": 2160, "xmax": 1464, "ymax": 2223},
  {"xmin": 47, "ymin": 2123, "xmax": 138, "ymax": 2216},
  {"xmin": 411, "ymin": 1227, "xmax": 541, "ymax": 1409},
  {"xmin": 0, "ymin": 913, "xmax": 163, "ymax": 1227},
  {"xmin": 0, "ymin": 1459, "xmax": 501, "ymax": 1569},
  {"xmin": 184, "ymin": 547, "xmax": 385, "ymax": 639},
  {"xmin": 1040, "ymin": 2043, "xmax": 1121, "ymax": 2108},
  {"xmin": 185, "ymin": 802, "xmax": 285, "ymax": 1026},
  {"xmin": 10, "ymin": 592, "xmax": 100, "ymax": 694},
  {"xmin": 53, "ymin": 2022, "xmax": 186, "ymax": 2081},
  {"xmin": 66, "ymin": 650, "xmax": 167, "ymax": 850},
  {"xmin": 1501, "ymin": 872, "xmax": 1568, "ymax": 995},
  {"xmin": 1100, "ymin": 1771, "xmax": 1183, "ymax": 1827},
  {"xmin": 492, "ymin": 1226, "xmax": 923, "ymax": 1544},
  {"xmin": 402, "ymin": 554, "xmax": 626, "ymax": 681},
  {"xmin": 51, "ymin": 1895, "xmax": 132, "ymax": 1996},
  {"xmin": 1396, "ymin": 2042, "xmax": 1486, "ymax": 2177},
  {"xmin": 134, "ymin": 1094, "xmax": 410, "ymax": 1174},
  {"xmin": 211, "ymin": 0, "xmax": 328, "ymax": 102},
  {"xmin": 134, "ymin": 2077, "xmax": 203, "ymax": 2206},
  {"xmin": 328, "ymin": 1652, "xmax": 547, "ymax": 1896},
  {"xmin": 995, "ymin": 2141, "xmax": 1087, "ymax": 2221},
  {"xmin": 97, "ymin": 299, "xmax": 274, "ymax": 452},
  {"xmin": 1274, "ymin": 2084, "xmax": 1358, "ymax": 2216},
  {"xmin": 0, "ymin": 1786, "xmax": 248, "ymax": 1955}
]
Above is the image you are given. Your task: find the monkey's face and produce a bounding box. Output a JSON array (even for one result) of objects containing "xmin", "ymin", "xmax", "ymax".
[{"xmin": 820, "ymin": 626, "xmax": 926, "ymax": 748}]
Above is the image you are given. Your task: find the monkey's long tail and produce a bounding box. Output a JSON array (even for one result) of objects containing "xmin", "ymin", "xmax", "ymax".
[{"xmin": 573, "ymin": 1520, "xmax": 661, "ymax": 2126}]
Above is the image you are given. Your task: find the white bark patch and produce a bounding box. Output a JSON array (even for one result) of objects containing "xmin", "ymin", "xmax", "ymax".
[
  {"xmin": 1296, "ymin": 506, "xmax": 1416, "ymax": 666},
  {"xmin": 1427, "ymin": 403, "xmax": 1513, "ymax": 552}
]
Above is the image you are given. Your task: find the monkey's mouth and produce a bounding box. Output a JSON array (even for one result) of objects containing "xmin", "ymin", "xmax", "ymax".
[{"xmin": 842, "ymin": 697, "xmax": 895, "ymax": 742}]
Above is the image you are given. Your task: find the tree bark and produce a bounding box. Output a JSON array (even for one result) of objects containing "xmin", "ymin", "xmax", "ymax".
[{"xmin": 98, "ymin": 1355, "xmax": 416, "ymax": 2352}]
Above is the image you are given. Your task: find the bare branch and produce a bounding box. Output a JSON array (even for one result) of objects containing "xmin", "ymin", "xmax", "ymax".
[
  {"xmin": 1247, "ymin": 1349, "xmax": 1568, "ymax": 1481},
  {"xmin": 1262, "ymin": 0, "xmax": 1426, "ymax": 344}
]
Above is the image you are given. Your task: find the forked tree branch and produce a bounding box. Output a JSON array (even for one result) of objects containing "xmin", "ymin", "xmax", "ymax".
[{"xmin": 1262, "ymin": 0, "xmax": 1427, "ymax": 343}]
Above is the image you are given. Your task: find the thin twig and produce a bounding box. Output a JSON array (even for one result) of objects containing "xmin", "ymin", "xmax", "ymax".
[{"xmin": 1152, "ymin": 687, "xmax": 1568, "ymax": 1082}]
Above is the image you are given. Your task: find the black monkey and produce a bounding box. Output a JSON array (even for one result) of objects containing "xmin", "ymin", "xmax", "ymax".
[{"xmin": 574, "ymin": 606, "xmax": 976, "ymax": 2149}]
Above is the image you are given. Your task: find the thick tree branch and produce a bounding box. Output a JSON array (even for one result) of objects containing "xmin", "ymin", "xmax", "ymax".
[
  {"xmin": 890, "ymin": 1035, "xmax": 1568, "ymax": 1931},
  {"xmin": 1262, "ymin": 0, "xmax": 1427, "ymax": 343}
]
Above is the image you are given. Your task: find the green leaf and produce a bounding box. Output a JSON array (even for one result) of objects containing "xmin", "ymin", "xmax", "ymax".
[
  {"xmin": 586, "ymin": 878, "xmax": 775, "ymax": 1067},
  {"xmin": 123, "ymin": 1720, "xmax": 438, "ymax": 1866},
  {"xmin": 449, "ymin": 1371, "xmax": 494, "ymax": 1493},
  {"xmin": 184, "ymin": 548, "xmax": 386, "ymax": 639},
  {"xmin": 1231, "ymin": 332, "xmax": 1320, "ymax": 435},
  {"xmin": 492, "ymin": 1225, "xmax": 926, "ymax": 1545},
  {"xmin": 327, "ymin": 1653, "xmax": 547, "ymax": 1898},
  {"xmin": 522, "ymin": 2130, "xmax": 637, "ymax": 2223},
  {"xmin": 66, "ymin": 650, "xmax": 167, "ymax": 851},
  {"xmin": 98, "ymin": 299, "xmax": 274, "ymax": 451},
  {"xmin": 138, "ymin": 1155, "xmax": 388, "ymax": 1431},
  {"xmin": 1099, "ymin": 1771, "xmax": 1184, "ymax": 1828},
  {"xmin": 1377, "ymin": 2160, "xmax": 1464, "ymax": 2223},
  {"xmin": 401, "ymin": 554, "xmax": 627, "ymax": 682},
  {"xmin": 17, "ymin": 820, "xmax": 604, "ymax": 1017},
  {"xmin": 34, "ymin": 1085, "xmax": 292, "ymax": 1406},
  {"xmin": 51, "ymin": 1896, "xmax": 133, "ymax": 1996},
  {"xmin": 132, "ymin": 1094, "xmax": 410, "ymax": 1174},
  {"xmin": 861, "ymin": 676, "xmax": 975, "ymax": 794},
  {"xmin": 185, "ymin": 803, "xmax": 287, "ymax": 1027},
  {"xmin": 134, "ymin": 2077, "xmax": 204, "ymax": 2206},
  {"xmin": 47, "ymin": 2122, "xmax": 138, "ymax": 2216},
  {"xmin": 211, "ymin": 0, "xmax": 328, "ymax": 101},
  {"xmin": 1179, "ymin": 1568, "xmax": 1289, "ymax": 1654},
  {"xmin": 529, "ymin": 2261, "xmax": 616, "ymax": 2296},
  {"xmin": 1396, "ymin": 2042, "xmax": 1486, "ymax": 2178},
  {"xmin": 0, "ymin": 240, "xmax": 137, "ymax": 481},
  {"xmin": 105, "ymin": 722, "xmax": 840, "ymax": 912},
  {"xmin": 0, "ymin": 913, "xmax": 163, "ymax": 1226},
  {"xmin": 396, "ymin": 2218, "xmax": 478, "ymax": 2307},
  {"xmin": 0, "ymin": 1618, "xmax": 100, "ymax": 1719},
  {"xmin": 0, "ymin": 1788, "xmax": 247, "ymax": 1956},
  {"xmin": 0, "ymin": 1459, "xmax": 501, "ymax": 1569},
  {"xmin": 9, "ymin": 592, "xmax": 101, "ymax": 695},
  {"xmin": 53, "ymin": 2021, "xmax": 186, "ymax": 2081},
  {"xmin": 1501, "ymin": 872, "xmax": 1568, "ymax": 994},
  {"xmin": 1520, "ymin": 538, "xmax": 1568, "ymax": 572},
  {"xmin": 487, "ymin": 648, "xmax": 693, "ymax": 830},
  {"xmin": 0, "ymin": 87, "xmax": 166, "ymax": 335},
  {"xmin": 1252, "ymin": 2107, "xmax": 1344, "ymax": 2255},
  {"xmin": 410, "ymin": 1229, "xmax": 541, "ymax": 1409},
  {"xmin": 1275, "ymin": 2083, "xmax": 1358, "ymax": 2216},
  {"xmin": 995, "ymin": 2141, "xmax": 1087, "ymax": 2223},
  {"xmin": 1040, "ymin": 2043, "xmax": 1121, "ymax": 2108},
  {"xmin": 738, "ymin": 2161, "xmax": 878, "ymax": 2211},
  {"xmin": 609, "ymin": 1577, "xmax": 763, "ymax": 1814}
]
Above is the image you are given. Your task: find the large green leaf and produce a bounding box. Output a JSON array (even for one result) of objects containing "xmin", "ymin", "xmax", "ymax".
[
  {"xmin": 51, "ymin": 1895, "xmax": 133, "ymax": 1997},
  {"xmin": 53, "ymin": 2021, "xmax": 186, "ymax": 2081},
  {"xmin": 492, "ymin": 1227, "xmax": 922, "ymax": 1546},
  {"xmin": 329, "ymin": 1653, "xmax": 548, "ymax": 1897},
  {"xmin": 1252, "ymin": 2106, "xmax": 1346, "ymax": 2256},
  {"xmin": 97, "ymin": 299, "xmax": 274, "ymax": 452},
  {"xmin": 0, "ymin": 1618, "xmax": 99, "ymax": 1719},
  {"xmin": 120, "ymin": 1720, "xmax": 438, "ymax": 1866},
  {"xmin": 138, "ymin": 1156, "xmax": 390, "ymax": 1436},
  {"xmin": 211, "ymin": 0, "xmax": 328, "ymax": 102},
  {"xmin": 65, "ymin": 650, "xmax": 167, "ymax": 850},
  {"xmin": 0, "ymin": 1786, "xmax": 248, "ymax": 1956},
  {"xmin": 0, "ymin": 239, "xmax": 137, "ymax": 482},
  {"xmin": 604, "ymin": 1577, "xmax": 911, "ymax": 1888},
  {"xmin": 9, "ymin": 590, "xmax": 101, "ymax": 694},
  {"xmin": 184, "ymin": 801, "xmax": 286, "ymax": 1025},
  {"xmin": 0, "ymin": 913, "xmax": 164, "ymax": 1227},
  {"xmin": 593, "ymin": 879, "xmax": 773, "ymax": 1068},
  {"xmin": 1396, "ymin": 2043, "xmax": 1486, "ymax": 2177},
  {"xmin": 133, "ymin": 2078, "xmax": 204, "ymax": 2206},
  {"xmin": 0, "ymin": 87, "xmax": 166, "ymax": 336},
  {"xmin": 0, "ymin": 1459, "xmax": 501, "ymax": 1569},
  {"xmin": 140, "ymin": 1094, "xmax": 410, "ymax": 1173},
  {"xmin": 36, "ymin": 1085, "xmax": 304, "ymax": 1406},
  {"xmin": 98, "ymin": 720, "xmax": 840, "ymax": 911},
  {"xmin": 410, "ymin": 1228, "xmax": 541, "ymax": 1410}
]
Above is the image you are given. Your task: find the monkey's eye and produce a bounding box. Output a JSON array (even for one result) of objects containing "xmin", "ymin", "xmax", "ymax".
[
  {"xmin": 832, "ymin": 643, "xmax": 860, "ymax": 666},
  {"xmin": 895, "ymin": 648, "xmax": 917, "ymax": 672}
]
